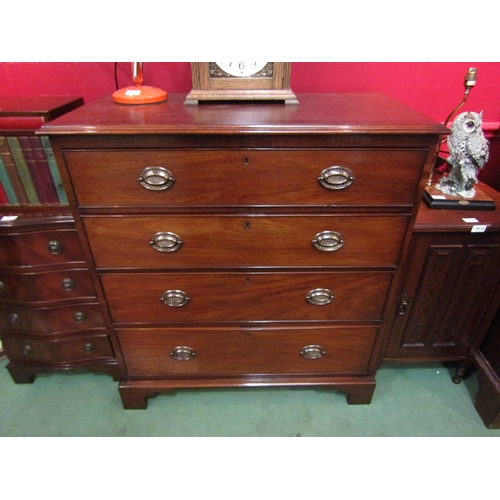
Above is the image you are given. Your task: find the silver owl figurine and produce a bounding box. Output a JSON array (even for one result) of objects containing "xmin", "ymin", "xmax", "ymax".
[{"xmin": 435, "ymin": 111, "xmax": 490, "ymax": 198}]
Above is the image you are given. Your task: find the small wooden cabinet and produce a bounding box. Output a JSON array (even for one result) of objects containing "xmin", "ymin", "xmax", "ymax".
[
  {"xmin": 0, "ymin": 96, "xmax": 85, "ymax": 364},
  {"xmin": 474, "ymin": 306, "xmax": 500, "ymax": 428},
  {"xmin": 0, "ymin": 215, "xmax": 119, "ymax": 382},
  {"xmin": 385, "ymin": 181, "xmax": 500, "ymax": 384}
]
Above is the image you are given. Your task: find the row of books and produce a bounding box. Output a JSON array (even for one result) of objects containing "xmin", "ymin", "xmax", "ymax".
[{"xmin": 0, "ymin": 135, "xmax": 68, "ymax": 205}]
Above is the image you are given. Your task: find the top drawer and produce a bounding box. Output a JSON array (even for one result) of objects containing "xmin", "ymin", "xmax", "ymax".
[{"xmin": 63, "ymin": 149, "xmax": 426, "ymax": 208}]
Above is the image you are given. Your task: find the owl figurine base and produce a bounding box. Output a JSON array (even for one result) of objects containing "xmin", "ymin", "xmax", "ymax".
[{"xmin": 424, "ymin": 182, "xmax": 495, "ymax": 211}]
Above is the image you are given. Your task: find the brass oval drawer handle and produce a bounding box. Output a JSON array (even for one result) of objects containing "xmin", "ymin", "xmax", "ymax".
[
  {"xmin": 170, "ymin": 346, "xmax": 197, "ymax": 361},
  {"xmin": 312, "ymin": 231, "xmax": 345, "ymax": 252},
  {"xmin": 22, "ymin": 344, "xmax": 34, "ymax": 355},
  {"xmin": 150, "ymin": 232, "xmax": 183, "ymax": 252},
  {"xmin": 0, "ymin": 281, "xmax": 5, "ymax": 293},
  {"xmin": 83, "ymin": 342, "xmax": 95, "ymax": 353},
  {"xmin": 305, "ymin": 288, "xmax": 335, "ymax": 306},
  {"xmin": 61, "ymin": 278, "xmax": 76, "ymax": 292},
  {"xmin": 160, "ymin": 290, "xmax": 191, "ymax": 307},
  {"xmin": 300, "ymin": 345, "xmax": 326, "ymax": 359},
  {"xmin": 47, "ymin": 240, "xmax": 63, "ymax": 255},
  {"xmin": 137, "ymin": 166, "xmax": 175, "ymax": 191},
  {"xmin": 318, "ymin": 166, "xmax": 355, "ymax": 190}
]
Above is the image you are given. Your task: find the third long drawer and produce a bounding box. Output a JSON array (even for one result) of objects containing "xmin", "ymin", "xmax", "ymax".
[{"xmin": 100, "ymin": 271, "xmax": 392, "ymax": 324}]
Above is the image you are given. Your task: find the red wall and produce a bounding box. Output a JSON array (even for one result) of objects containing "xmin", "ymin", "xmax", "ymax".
[{"xmin": 2, "ymin": 62, "xmax": 500, "ymax": 186}]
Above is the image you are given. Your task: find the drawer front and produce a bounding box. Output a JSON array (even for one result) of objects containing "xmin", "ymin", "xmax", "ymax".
[
  {"xmin": 0, "ymin": 269, "xmax": 97, "ymax": 304},
  {"xmin": 0, "ymin": 228, "xmax": 86, "ymax": 268},
  {"xmin": 2, "ymin": 333, "xmax": 114, "ymax": 363},
  {"xmin": 117, "ymin": 326, "xmax": 378, "ymax": 377},
  {"xmin": 84, "ymin": 215, "xmax": 409, "ymax": 269},
  {"xmin": 101, "ymin": 272, "xmax": 392, "ymax": 323},
  {"xmin": 64, "ymin": 149, "xmax": 425, "ymax": 208},
  {"xmin": 0, "ymin": 303, "xmax": 106, "ymax": 333}
]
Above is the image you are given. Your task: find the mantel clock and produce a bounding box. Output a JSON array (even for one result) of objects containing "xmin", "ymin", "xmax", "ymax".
[{"xmin": 184, "ymin": 62, "xmax": 299, "ymax": 105}]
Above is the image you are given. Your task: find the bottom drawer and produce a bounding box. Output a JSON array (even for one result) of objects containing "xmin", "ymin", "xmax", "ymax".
[
  {"xmin": 2, "ymin": 333, "xmax": 114, "ymax": 364},
  {"xmin": 118, "ymin": 326, "xmax": 378, "ymax": 378}
]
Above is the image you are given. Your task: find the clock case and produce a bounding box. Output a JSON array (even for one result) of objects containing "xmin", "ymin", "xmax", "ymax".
[{"xmin": 185, "ymin": 62, "xmax": 299, "ymax": 105}]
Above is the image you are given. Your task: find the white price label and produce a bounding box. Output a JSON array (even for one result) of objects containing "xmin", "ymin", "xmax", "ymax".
[
  {"xmin": 462, "ymin": 218, "xmax": 479, "ymax": 223},
  {"xmin": 1, "ymin": 215, "xmax": 18, "ymax": 221},
  {"xmin": 471, "ymin": 225, "xmax": 487, "ymax": 233}
]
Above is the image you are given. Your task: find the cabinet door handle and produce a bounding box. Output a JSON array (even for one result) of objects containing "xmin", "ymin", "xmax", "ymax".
[
  {"xmin": 300, "ymin": 345, "xmax": 326, "ymax": 359},
  {"xmin": 137, "ymin": 166, "xmax": 175, "ymax": 191},
  {"xmin": 0, "ymin": 281, "xmax": 5, "ymax": 293},
  {"xmin": 318, "ymin": 166, "xmax": 355, "ymax": 190},
  {"xmin": 150, "ymin": 232, "xmax": 183, "ymax": 252},
  {"xmin": 312, "ymin": 231, "xmax": 345, "ymax": 252},
  {"xmin": 305, "ymin": 288, "xmax": 335, "ymax": 306},
  {"xmin": 160, "ymin": 290, "xmax": 191, "ymax": 307},
  {"xmin": 397, "ymin": 293, "xmax": 410, "ymax": 315}
]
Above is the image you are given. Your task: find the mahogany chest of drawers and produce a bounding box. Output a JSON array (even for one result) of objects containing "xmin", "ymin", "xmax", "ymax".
[{"xmin": 37, "ymin": 93, "xmax": 446, "ymax": 409}]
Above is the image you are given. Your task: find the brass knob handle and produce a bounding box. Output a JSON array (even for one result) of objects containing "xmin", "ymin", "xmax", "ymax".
[
  {"xmin": 170, "ymin": 346, "xmax": 196, "ymax": 361},
  {"xmin": 22, "ymin": 344, "xmax": 34, "ymax": 355},
  {"xmin": 160, "ymin": 290, "xmax": 190, "ymax": 307},
  {"xmin": 150, "ymin": 232, "xmax": 183, "ymax": 252},
  {"xmin": 47, "ymin": 240, "xmax": 63, "ymax": 255},
  {"xmin": 305, "ymin": 288, "xmax": 335, "ymax": 306},
  {"xmin": 8, "ymin": 313, "xmax": 21, "ymax": 325},
  {"xmin": 83, "ymin": 342, "xmax": 95, "ymax": 353},
  {"xmin": 300, "ymin": 345, "xmax": 326, "ymax": 359},
  {"xmin": 318, "ymin": 166, "xmax": 355, "ymax": 190},
  {"xmin": 312, "ymin": 231, "xmax": 345, "ymax": 252},
  {"xmin": 0, "ymin": 281, "xmax": 5, "ymax": 293},
  {"xmin": 61, "ymin": 278, "xmax": 76, "ymax": 291},
  {"xmin": 74, "ymin": 311, "xmax": 87, "ymax": 323},
  {"xmin": 137, "ymin": 166, "xmax": 175, "ymax": 191}
]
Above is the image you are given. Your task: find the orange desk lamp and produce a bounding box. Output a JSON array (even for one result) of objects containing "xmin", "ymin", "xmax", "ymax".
[{"xmin": 112, "ymin": 62, "xmax": 167, "ymax": 104}]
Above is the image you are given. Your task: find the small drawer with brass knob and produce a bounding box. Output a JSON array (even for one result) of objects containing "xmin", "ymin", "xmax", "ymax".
[
  {"xmin": 1, "ymin": 333, "xmax": 114, "ymax": 364},
  {"xmin": 0, "ymin": 270, "xmax": 97, "ymax": 303},
  {"xmin": 0, "ymin": 223, "xmax": 86, "ymax": 267},
  {"xmin": 0, "ymin": 303, "xmax": 106, "ymax": 333}
]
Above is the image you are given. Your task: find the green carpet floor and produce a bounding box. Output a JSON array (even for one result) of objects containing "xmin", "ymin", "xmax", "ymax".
[{"xmin": 1, "ymin": 357, "xmax": 499, "ymax": 437}]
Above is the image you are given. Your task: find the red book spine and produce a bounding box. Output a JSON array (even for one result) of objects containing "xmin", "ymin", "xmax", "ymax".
[{"xmin": 0, "ymin": 180, "xmax": 8, "ymax": 204}]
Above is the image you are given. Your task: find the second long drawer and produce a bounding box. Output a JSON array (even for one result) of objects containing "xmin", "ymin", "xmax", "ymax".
[
  {"xmin": 83, "ymin": 215, "xmax": 409, "ymax": 269},
  {"xmin": 101, "ymin": 271, "xmax": 392, "ymax": 324}
]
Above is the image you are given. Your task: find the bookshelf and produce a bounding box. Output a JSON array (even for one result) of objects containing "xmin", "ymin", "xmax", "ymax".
[
  {"xmin": 0, "ymin": 96, "xmax": 83, "ymax": 210},
  {"xmin": 0, "ymin": 96, "xmax": 84, "ymax": 361}
]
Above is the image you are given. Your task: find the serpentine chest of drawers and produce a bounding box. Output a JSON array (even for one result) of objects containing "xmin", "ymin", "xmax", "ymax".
[{"xmin": 37, "ymin": 93, "xmax": 446, "ymax": 409}]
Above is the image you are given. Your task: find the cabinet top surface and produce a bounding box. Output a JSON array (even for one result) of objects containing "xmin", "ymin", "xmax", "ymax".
[
  {"xmin": 0, "ymin": 96, "xmax": 83, "ymax": 117},
  {"xmin": 416, "ymin": 181, "xmax": 500, "ymax": 232},
  {"xmin": 40, "ymin": 93, "xmax": 448, "ymax": 136}
]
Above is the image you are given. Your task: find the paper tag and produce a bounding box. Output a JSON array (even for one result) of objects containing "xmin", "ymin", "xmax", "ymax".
[
  {"xmin": 1, "ymin": 215, "xmax": 18, "ymax": 221},
  {"xmin": 431, "ymin": 195, "xmax": 446, "ymax": 200},
  {"xmin": 471, "ymin": 225, "xmax": 487, "ymax": 233},
  {"xmin": 463, "ymin": 218, "xmax": 479, "ymax": 223},
  {"xmin": 125, "ymin": 89, "xmax": 142, "ymax": 96}
]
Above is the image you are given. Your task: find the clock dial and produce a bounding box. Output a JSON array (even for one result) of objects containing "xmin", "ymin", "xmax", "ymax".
[{"xmin": 215, "ymin": 62, "xmax": 268, "ymax": 78}]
